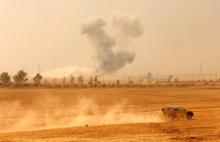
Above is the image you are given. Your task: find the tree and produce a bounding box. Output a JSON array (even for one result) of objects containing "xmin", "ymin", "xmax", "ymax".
[
  {"xmin": 13, "ymin": 70, "xmax": 28, "ymax": 86},
  {"xmin": 168, "ymin": 75, "xmax": 174, "ymax": 82},
  {"xmin": 116, "ymin": 79, "xmax": 120, "ymax": 87},
  {"xmin": 77, "ymin": 75, "xmax": 84, "ymax": 86},
  {"xmin": 62, "ymin": 77, "xmax": 66, "ymax": 87},
  {"xmin": 43, "ymin": 79, "xmax": 49, "ymax": 87},
  {"xmin": 0, "ymin": 72, "xmax": 11, "ymax": 86},
  {"xmin": 174, "ymin": 77, "xmax": 179, "ymax": 83},
  {"xmin": 88, "ymin": 76, "xmax": 93, "ymax": 87},
  {"xmin": 146, "ymin": 72, "xmax": 153, "ymax": 83},
  {"xmin": 52, "ymin": 78, "xmax": 57, "ymax": 87},
  {"xmin": 33, "ymin": 73, "xmax": 43, "ymax": 86},
  {"xmin": 94, "ymin": 76, "xmax": 99, "ymax": 87},
  {"xmin": 70, "ymin": 76, "xmax": 75, "ymax": 88}
]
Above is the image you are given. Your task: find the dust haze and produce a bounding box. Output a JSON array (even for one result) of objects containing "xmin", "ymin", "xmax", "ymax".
[{"xmin": 0, "ymin": 96, "xmax": 162, "ymax": 132}]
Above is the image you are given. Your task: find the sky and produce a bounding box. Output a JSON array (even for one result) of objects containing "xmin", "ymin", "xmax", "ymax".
[{"xmin": 0, "ymin": 0, "xmax": 220, "ymax": 76}]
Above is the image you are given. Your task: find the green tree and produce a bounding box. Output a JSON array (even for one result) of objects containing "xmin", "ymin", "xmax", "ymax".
[
  {"xmin": 13, "ymin": 70, "xmax": 28, "ymax": 86},
  {"xmin": 33, "ymin": 73, "xmax": 43, "ymax": 86},
  {"xmin": 0, "ymin": 72, "xmax": 11, "ymax": 86}
]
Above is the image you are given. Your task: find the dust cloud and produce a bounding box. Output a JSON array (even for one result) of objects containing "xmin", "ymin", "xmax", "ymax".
[{"xmin": 0, "ymin": 97, "xmax": 162, "ymax": 132}]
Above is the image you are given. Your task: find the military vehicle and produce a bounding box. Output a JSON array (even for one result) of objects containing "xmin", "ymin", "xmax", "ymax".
[{"xmin": 161, "ymin": 106, "xmax": 194, "ymax": 120}]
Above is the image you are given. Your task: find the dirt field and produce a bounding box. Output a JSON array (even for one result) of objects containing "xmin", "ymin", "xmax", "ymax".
[{"xmin": 0, "ymin": 86, "xmax": 220, "ymax": 141}]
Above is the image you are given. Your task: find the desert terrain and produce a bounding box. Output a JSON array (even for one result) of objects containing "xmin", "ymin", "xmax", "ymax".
[{"xmin": 0, "ymin": 86, "xmax": 220, "ymax": 141}]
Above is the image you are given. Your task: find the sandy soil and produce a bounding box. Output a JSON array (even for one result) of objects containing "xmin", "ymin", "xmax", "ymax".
[{"xmin": 0, "ymin": 86, "xmax": 220, "ymax": 141}]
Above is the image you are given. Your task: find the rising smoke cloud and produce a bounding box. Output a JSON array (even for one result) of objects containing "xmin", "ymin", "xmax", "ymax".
[
  {"xmin": 112, "ymin": 13, "xmax": 143, "ymax": 38},
  {"xmin": 81, "ymin": 13, "xmax": 143, "ymax": 74}
]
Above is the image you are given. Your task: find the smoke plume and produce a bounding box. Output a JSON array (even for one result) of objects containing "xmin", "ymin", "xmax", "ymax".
[
  {"xmin": 81, "ymin": 13, "xmax": 143, "ymax": 74},
  {"xmin": 112, "ymin": 13, "xmax": 143, "ymax": 38}
]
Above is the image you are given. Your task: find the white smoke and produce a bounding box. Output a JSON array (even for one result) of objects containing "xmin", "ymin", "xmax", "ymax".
[
  {"xmin": 43, "ymin": 65, "xmax": 92, "ymax": 78},
  {"xmin": 81, "ymin": 13, "xmax": 143, "ymax": 74}
]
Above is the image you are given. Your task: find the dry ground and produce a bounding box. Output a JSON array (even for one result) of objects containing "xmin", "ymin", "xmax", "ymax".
[{"xmin": 0, "ymin": 86, "xmax": 220, "ymax": 141}]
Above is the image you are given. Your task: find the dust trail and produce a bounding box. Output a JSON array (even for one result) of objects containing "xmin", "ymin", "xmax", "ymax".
[
  {"xmin": 81, "ymin": 13, "xmax": 143, "ymax": 74},
  {"xmin": 0, "ymin": 97, "xmax": 163, "ymax": 132}
]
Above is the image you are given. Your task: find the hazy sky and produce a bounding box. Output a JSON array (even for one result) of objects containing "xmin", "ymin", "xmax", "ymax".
[{"xmin": 0, "ymin": 0, "xmax": 220, "ymax": 75}]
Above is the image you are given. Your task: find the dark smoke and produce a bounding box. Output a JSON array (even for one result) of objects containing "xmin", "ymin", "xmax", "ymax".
[{"xmin": 81, "ymin": 13, "xmax": 143, "ymax": 74}]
